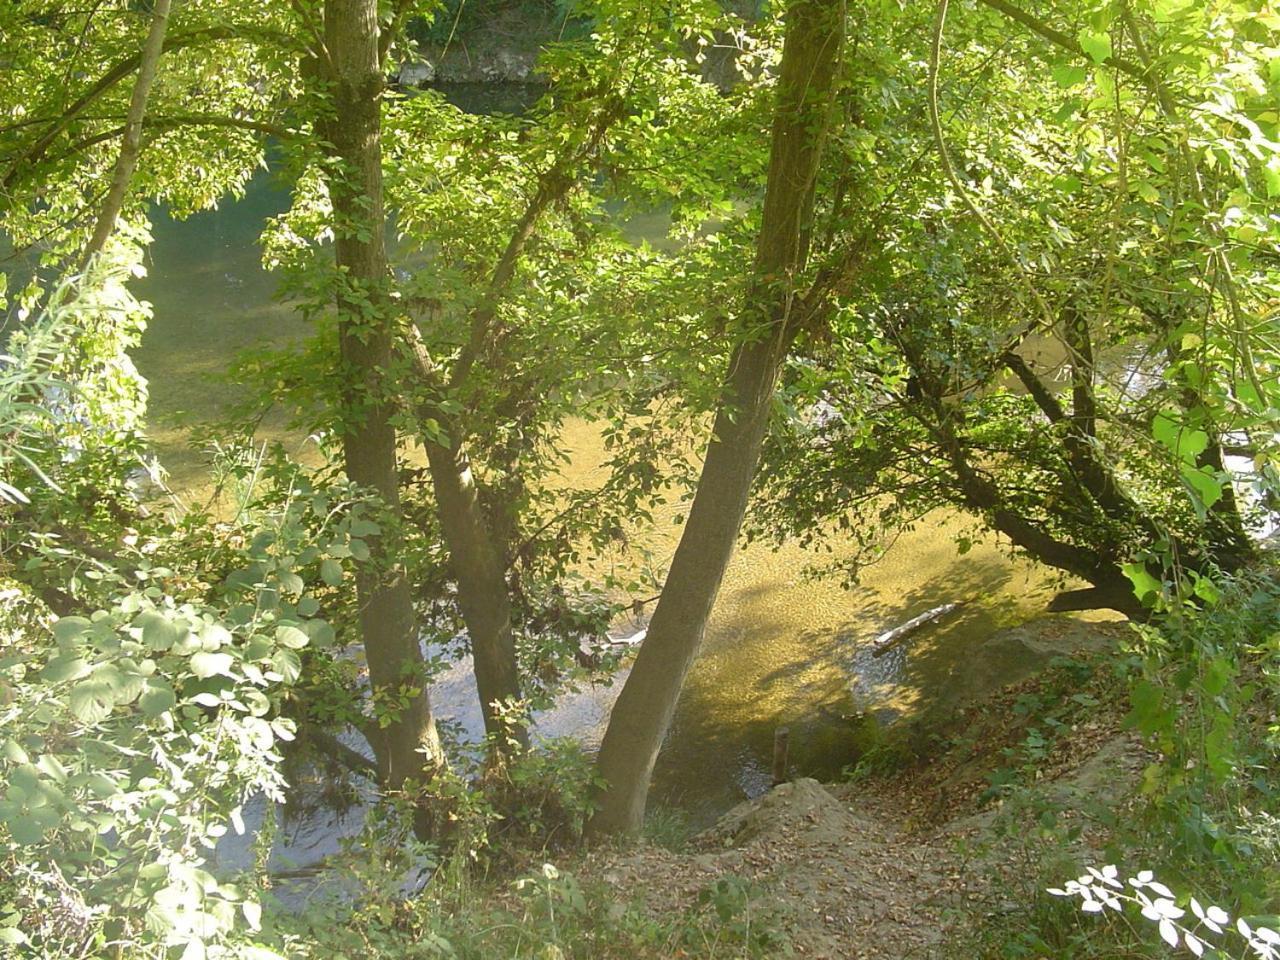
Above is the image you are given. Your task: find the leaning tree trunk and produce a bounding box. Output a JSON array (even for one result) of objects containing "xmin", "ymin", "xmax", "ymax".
[
  {"xmin": 424, "ymin": 438, "xmax": 528, "ymax": 752},
  {"xmin": 587, "ymin": 0, "xmax": 845, "ymax": 838},
  {"xmin": 79, "ymin": 0, "xmax": 172, "ymax": 268},
  {"xmin": 321, "ymin": 0, "xmax": 444, "ymax": 793}
]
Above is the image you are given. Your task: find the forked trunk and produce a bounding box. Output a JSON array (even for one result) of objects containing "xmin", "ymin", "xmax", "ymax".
[{"xmin": 587, "ymin": 0, "xmax": 845, "ymax": 838}]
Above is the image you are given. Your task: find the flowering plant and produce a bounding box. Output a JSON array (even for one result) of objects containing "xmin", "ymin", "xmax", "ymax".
[{"xmin": 1050, "ymin": 865, "xmax": 1280, "ymax": 959}]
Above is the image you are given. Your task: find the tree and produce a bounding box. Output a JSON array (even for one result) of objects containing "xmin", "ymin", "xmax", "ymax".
[
  {"xmin": 588, "ymin": 0, "xmax": 847, "ymax": 837},
  {"xmin": 751, "ymin": 0, "xmax": 1280, "ymax": 618},
  {"xmin": 313, "ymin": 0, "xmax": 445, "ymax": 792}
]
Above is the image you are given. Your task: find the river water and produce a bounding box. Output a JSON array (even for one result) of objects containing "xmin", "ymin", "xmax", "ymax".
[{"xmin": 126, "ymin": 85, "xmax": 1067, "ymax": 882}]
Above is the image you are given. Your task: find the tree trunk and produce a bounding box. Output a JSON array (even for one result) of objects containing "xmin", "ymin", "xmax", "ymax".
[
  {"xmin": 587, "ymin": 0, "xmax": 845, "ymax": 838},
  {"xmin": 321, "ymin": 0, "xmax": 443, "ymax": 793},
  {"xmin": 424, "ymin": 439, "xmax": 528, "ymax": 752},
  {"xmin": 79, "ymin": 0, "xmax": 172, "ymax": 269}
]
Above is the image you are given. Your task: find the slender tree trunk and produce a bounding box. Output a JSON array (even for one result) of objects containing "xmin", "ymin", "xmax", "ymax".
[
  {"xmin": 321, "ymin": 0, "xmax": 443, "ymax": 793},
  {"xmin": 79, "ymin": 0, "xmax": 172, "ymax": 268},
  {"xmin": 587, "ymin": 0, "xmax": 845, "ymax": 838},
  {"xmin": 424, "ymin": 438, "xmax": 528, "ymax": 751},
  {"xmin": 402, "ymin": 108, "xmax": 619, "ymax": 752}
]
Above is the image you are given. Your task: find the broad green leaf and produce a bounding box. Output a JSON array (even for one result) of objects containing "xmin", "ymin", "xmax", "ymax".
[
  {"xmin": 1125, "ymin": 679, "xmax": 1171, "ymax": 735},
  {"xmin": 189, "ymin": 651, "xmax": 235, "ymax": 679},
  {"xmin": 69, "ymin": 678, "xmax": 115, "ymax": 724},
  {"xmin": 52, "ymin": 617, "xmax": 92, "ymax": 644},
  {"xmin": 41, "ymin": 656, "xmax": 90, "ymax": 684},
  {"xmin": 1181, "ymin": 463, "xmax": 1223, "ymax": 511},
  {"xmin": 271, "ymin": 649, "xmax": 301, "ymax": 684},
  {"xmin": 320, "ymin": 558, "xmax": 344, "ymax": 586},
  {"xmin": 275, "ymin": 625, "xmax": 309, "ymax": 650},
  {"xmin": 139, "ymin": 679, "xmax": 177, "ymax": 717},
  {"xmin": 1122, "ymin": 562, "xmax": 1162, "ymax": 602},
  {"xmin": 349, "ymin": 519, "xmax": 380, "ymax": 537},
  {"xmin": 1078, "ymin": 30, "xmax": 1112, "ymax": 64},
  {"xmin": 138, "ymin": 611, "xmax": 185, "ymax": 652},
  {"xmin": 1052, "ymin": 64, "xmax": 1087, "ymax": 89}
]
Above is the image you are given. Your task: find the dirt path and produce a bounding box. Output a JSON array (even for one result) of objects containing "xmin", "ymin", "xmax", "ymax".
[{"xmin": 586, "ymin": 778, "xmax": 965, "ymax": 958}]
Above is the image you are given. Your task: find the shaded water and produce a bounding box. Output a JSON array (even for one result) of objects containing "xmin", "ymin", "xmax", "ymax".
[{"xmin": 129, "ymin": 86, "xmax": 1068, "ymax": 875}]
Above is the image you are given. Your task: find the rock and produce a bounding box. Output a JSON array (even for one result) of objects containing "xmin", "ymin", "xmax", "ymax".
[{"xmin": 398, "ymin": 59, "xmax": 435, "ymax": 87}]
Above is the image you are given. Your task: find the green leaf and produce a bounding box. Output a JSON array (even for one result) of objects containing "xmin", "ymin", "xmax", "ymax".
[
  {"xmin": 242, "ymin": 900, "xmax": 262, "ymax": 931},
  {"xmin": 138, "ymin": 611, "xmax": 185, "ymax": 652},
  {"xmin": 320, "ymin": 558, "xmax": 344, "ymax": 586},
  {"xmin": 201, "ymin": 623, "xmax": 233, "ymax": 649},
  {"xmin": 41, "ymin": 656, "xmax": 91, "ymax": 684},
  {"xmin": 189, "ymin": 651, "xmax": 235, "ymax": 679},
  {"xmin": 270, "ymin": 650, "xmax": 301, "ymax": 684},
  {"xmin": 1052, "ymin": 64, "xmax": 1087, "ymax": 88},
  {"xmin": 139, "ymin": 679, "xmax": 177, "ymax": 717},
  {"xmin": 1153, "ymin": 410, "xmax": 1207, "ymax": 462},
  {"xmin": 52, "ymin": 617, "xmax": 92, "ymax": 645},
  {"xmin": 69, "ymin": 678, "xmax": 115, "ymax": 724},
  {"xmin": 4, "ymin": 815, "xmax": 45, "ymax": 845},
  {"xmin": 1125, "ymin": 679, "xmax": 1172, "ymax": 735},
  {"xmin": 1201, "ymin": 657, "xmax": 1234, "ymax": 697},
  {"xmin": 1264, "ymin": 156, "xmax": 1280, "ymax": 198},
  {"xmin": 1077, "ymin": 30, "xmax": 1112, "ymax": 64},
  {"xmin": 275, "ymin": 625, "xmax": 309, "ymax": 650},
  {"xmin": 1181, "ymin": 463, "xmax": 1223, "ymax": 512},
  {"xmin": 349, "ymin": 519, "xmax": 381, "ymax": 537},
  {"xmin": 1122, "ymin": 562, "xmax": 1162, "ymax": 603}
]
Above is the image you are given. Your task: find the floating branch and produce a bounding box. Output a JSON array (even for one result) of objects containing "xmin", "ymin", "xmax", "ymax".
[{"xmin": 870, "ymin": 602, "xmax": 966, "ymax": 659}]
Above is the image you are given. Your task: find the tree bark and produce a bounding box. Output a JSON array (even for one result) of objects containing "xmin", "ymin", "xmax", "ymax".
[
  {"xmin": 587, "ymin": 0, "xmax": 845, "ymax": 838},
  {"xmin": 424, "ymin": 438, "xmax": 528, "ymax": 751},
  {"xmin": 402, "ymin": 100, "xmax": 619, "ymax": 753},
  {"xmin": 79, "ymin": 0, "xmax": 172, "ymax": 269},
  {"xmin": 320, "ymin": 0, "xmax": 443, "ymax": 794}
]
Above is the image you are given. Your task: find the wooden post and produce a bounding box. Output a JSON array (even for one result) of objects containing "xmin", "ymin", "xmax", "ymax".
[{"xmin": 772, "ymin": 726, "xmax": 790, "ymax": 786}]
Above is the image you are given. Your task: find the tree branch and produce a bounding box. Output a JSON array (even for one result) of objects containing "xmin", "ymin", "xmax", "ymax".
[
  {"xmin": 3, "ymin": 23, "xmax": 297, "ymax": 192},
  {"xmin": 80, "ymin": 0, "xmax": 174, "ymax": 268},
  {"xmin": 974, "ymin": 0, "xmax": 1147, "ymax": 83}
]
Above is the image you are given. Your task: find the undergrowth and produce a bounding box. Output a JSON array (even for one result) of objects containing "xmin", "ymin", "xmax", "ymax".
[{"xmin": 930, "ymin": 574, "xmax": 1280, "ymax": 959}]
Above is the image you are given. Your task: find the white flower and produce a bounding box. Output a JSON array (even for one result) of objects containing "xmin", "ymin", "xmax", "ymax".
[
  {"xmin": 1088, "ymin": 865, "xmax": 1123, "ymax": 890},
  {"xmin": 1190, "ymin": 897, "xmax": 1229, "ymax": 935},
  {"xmin": 1247, "ymin": 925, "xmax": 1280, "ymax": 960}
]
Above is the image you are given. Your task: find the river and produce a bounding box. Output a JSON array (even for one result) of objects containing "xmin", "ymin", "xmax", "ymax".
[{"xmin": 127, "ymin": 84, "xmax": 1069, "ymax": 883}]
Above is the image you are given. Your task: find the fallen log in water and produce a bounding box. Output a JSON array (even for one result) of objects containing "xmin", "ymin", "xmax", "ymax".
[
  {"xmin": 870, "ymin": 602, "xmax": 965, "ymax": 659},
  {"xmin": 576, "ymin": 628, "xmax": 648, "ymax": 667}
]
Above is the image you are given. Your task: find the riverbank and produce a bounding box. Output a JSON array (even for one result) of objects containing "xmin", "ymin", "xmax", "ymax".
[
  {"xmin": 572, "ymin": 616, "xmax": 1141, "ymax": 958},
  {"xmin": 280, "ymin": 614, "xmax": 1146, "ymax": 958}
]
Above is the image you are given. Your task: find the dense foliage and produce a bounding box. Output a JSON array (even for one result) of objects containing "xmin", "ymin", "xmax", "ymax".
[{"xmin": 1, "ymin": 0, "xmax": 1278, "ymax": 955}]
